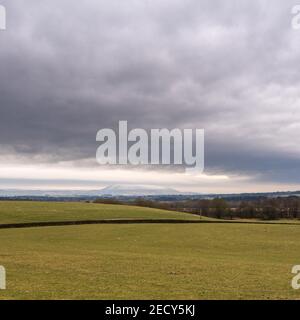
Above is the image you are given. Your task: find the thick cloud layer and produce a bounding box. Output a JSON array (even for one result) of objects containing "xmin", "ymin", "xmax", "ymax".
[{"xmin": 0, "ymin": 0, "xmax": 300, "ymax": 190}]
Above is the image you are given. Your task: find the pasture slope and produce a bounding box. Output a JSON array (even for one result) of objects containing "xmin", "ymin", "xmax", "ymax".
[
  {"xmin": 0, "ymin": 201, "xmax": 200, "ymax": 224},
  {"xmin": 0, "ymin": 201, "xmax": 299, "ymax": 300}
]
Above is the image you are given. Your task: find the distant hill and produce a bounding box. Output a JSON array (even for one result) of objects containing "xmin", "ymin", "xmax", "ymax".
[
  {"xmin": 98, "ymin": 184, "xmax": 182, "ymax": 196},
  {"xmin": 0, "ymin": 187, "xmax": 299, "ymax": 200},
  {"xmin": 0, "ymin": 189, "xmax": 101, "ymax": 197},
  {"xmin": 0, "ymin": 185, "xmax": 189, "ymax": 197}
]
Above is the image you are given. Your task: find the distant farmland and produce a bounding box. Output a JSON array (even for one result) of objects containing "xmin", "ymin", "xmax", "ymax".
[
  {"xmin": 0, "ymin": 201, "xmax": 199, "ymax": 224},
  {"xmin": 0, "ymin": 201, "xmax": 299, "ymax": 300}
]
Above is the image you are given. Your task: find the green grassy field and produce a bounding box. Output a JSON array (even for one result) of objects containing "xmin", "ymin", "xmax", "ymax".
[
  {"xmin": 0, "ymin": 201, "xmax": 300, "ymax": 300},
  {"xmin": 0, "ymin": 201, "xmax": 199, "ymax": 224}
]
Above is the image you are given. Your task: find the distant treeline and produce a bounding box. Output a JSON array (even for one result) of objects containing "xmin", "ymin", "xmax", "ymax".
[{"xmin": 94, "ymin": 196, "xmax": 300, "ymax": 220}]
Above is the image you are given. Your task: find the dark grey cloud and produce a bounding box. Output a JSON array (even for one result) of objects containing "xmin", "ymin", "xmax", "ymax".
[{"xmin": 0, "ymin": 0, "xmax": 300, "ymax": 188}]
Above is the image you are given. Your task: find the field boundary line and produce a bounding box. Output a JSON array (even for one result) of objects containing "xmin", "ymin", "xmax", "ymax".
[{"xmin": 0, "ymin": 218, "xmax": 299, "ymax": 229}]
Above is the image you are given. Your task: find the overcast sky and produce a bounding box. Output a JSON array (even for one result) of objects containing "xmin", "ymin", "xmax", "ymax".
[{"xmin": 0, "ymin": 0, "xmax": 300, "ymax": 193}]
